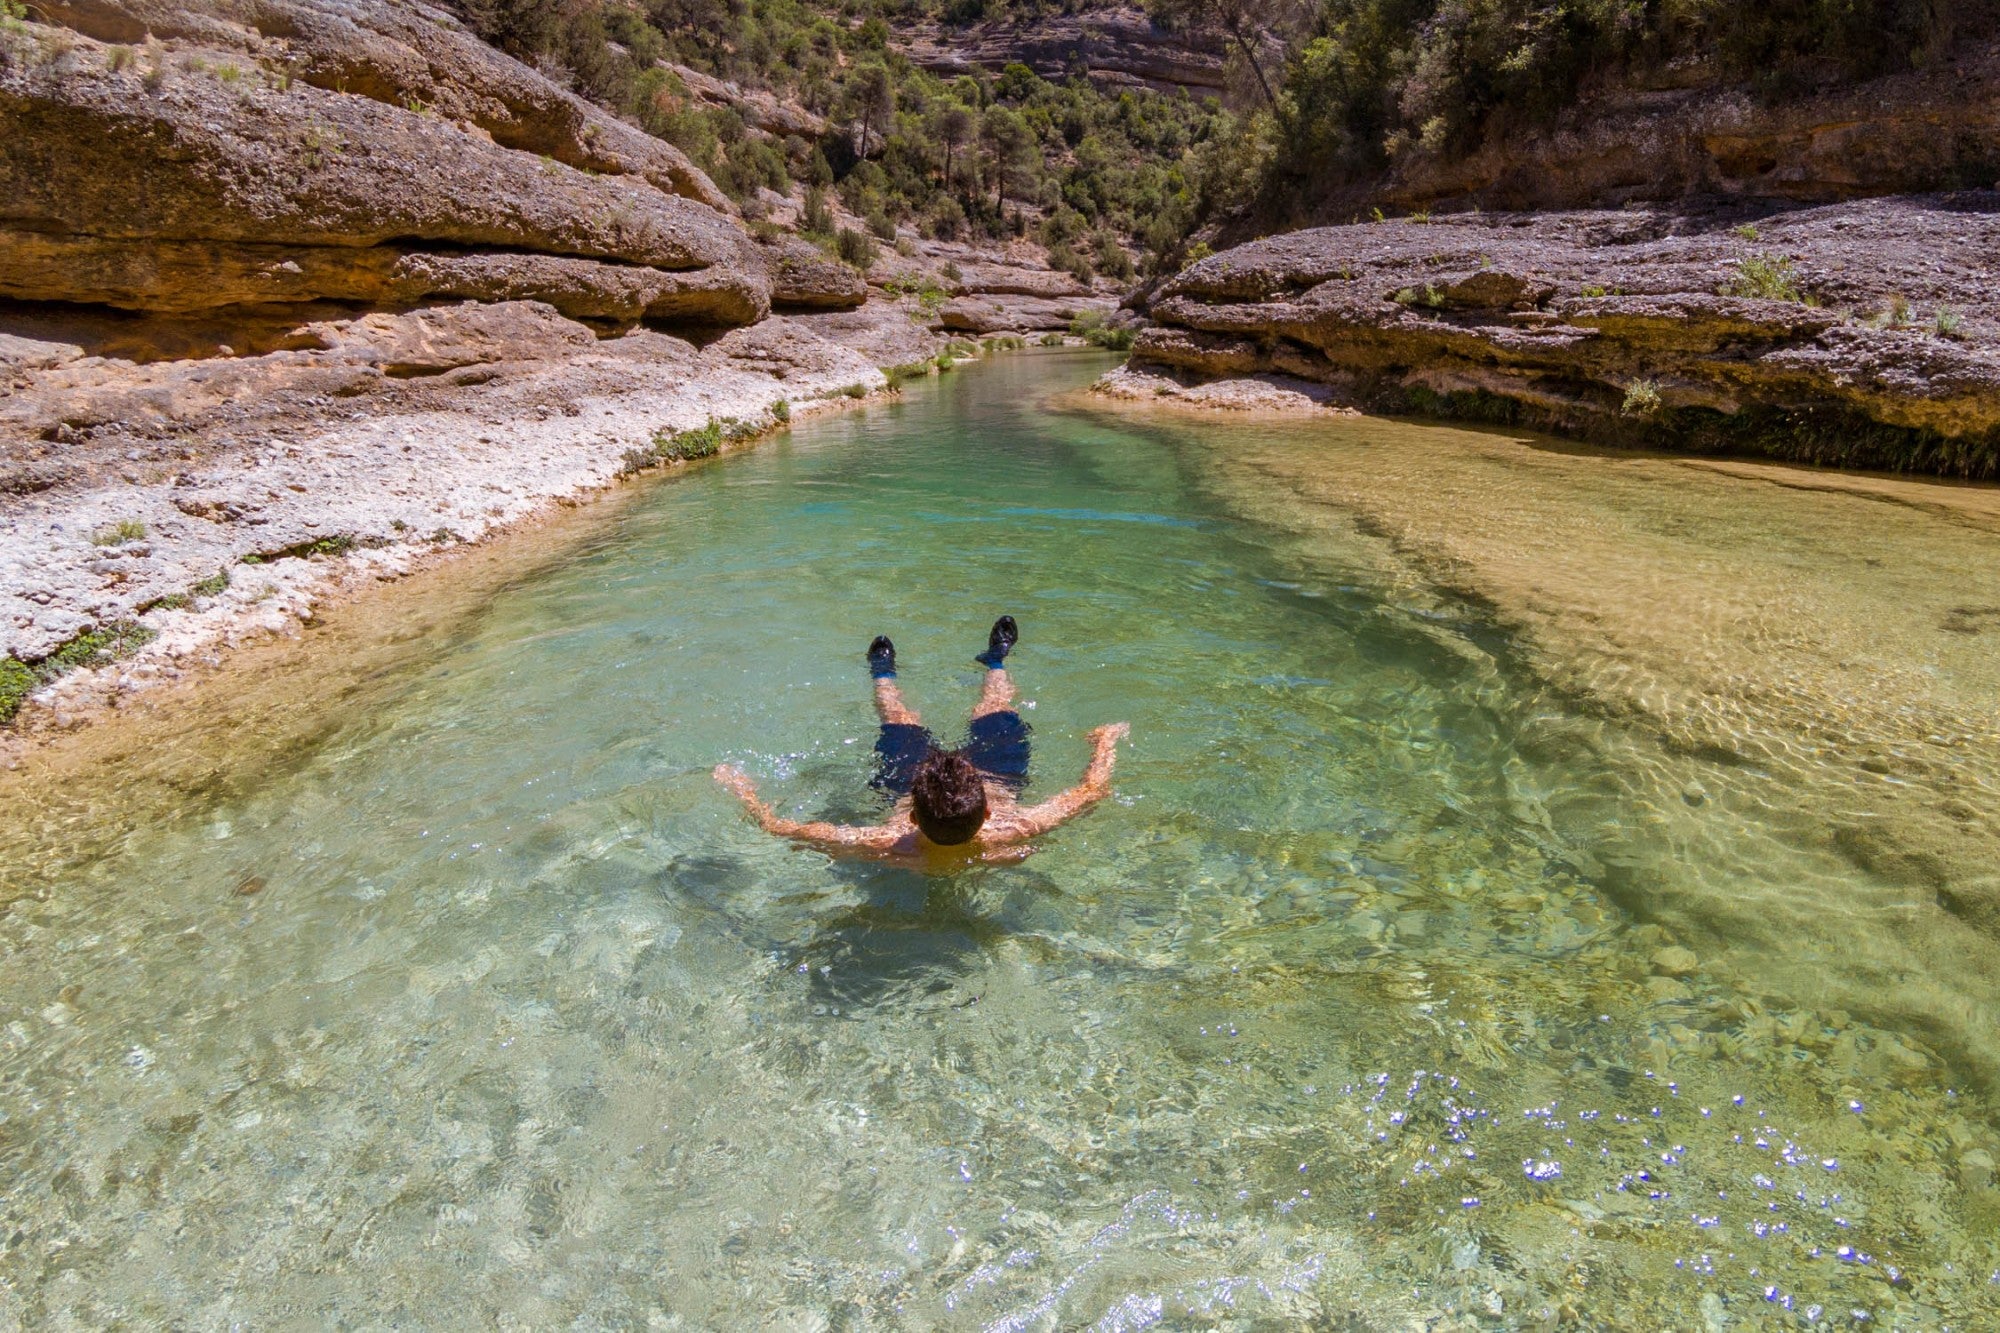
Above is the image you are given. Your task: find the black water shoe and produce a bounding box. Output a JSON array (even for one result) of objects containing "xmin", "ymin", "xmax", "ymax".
[
  {"xmin": 867, "ymin": 635, "xmax": 897, "ymax": 678},
  {"xmin": 976, "ymin": 615, "xmax": 1018, "ymax": 668}
]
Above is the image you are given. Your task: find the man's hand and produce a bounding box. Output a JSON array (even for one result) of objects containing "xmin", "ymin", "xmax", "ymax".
[
  {"xmin": 713, "ymin": 763, "xmax": 760, "ymax": 804},
  {"xmin": 1088, "ymin": 722, "xmax": 1131, "ymax": 747}
]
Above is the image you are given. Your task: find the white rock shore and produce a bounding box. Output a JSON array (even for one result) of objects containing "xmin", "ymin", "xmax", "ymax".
[{"xmin": 0, "ymin": 299, "xmax": 944, "ymax": 744}]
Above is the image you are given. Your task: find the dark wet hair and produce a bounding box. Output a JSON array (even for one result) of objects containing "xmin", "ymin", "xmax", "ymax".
[{"xmin": 909, "ymin": 749, "xmax": 988, "ymax": 845}]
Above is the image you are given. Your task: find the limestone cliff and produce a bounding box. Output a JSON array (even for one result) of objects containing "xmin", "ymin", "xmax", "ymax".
[
  {"xmin": 1124, "ymin": 196, "xmax": 2000, "ymax": 476},
  {"xmin": 896, "ymin": 5, "xmax": 1227, "ymax": 97},
  {"xmin": 0, "ymin": 0, "xmax": 775, "ymax": 331}
]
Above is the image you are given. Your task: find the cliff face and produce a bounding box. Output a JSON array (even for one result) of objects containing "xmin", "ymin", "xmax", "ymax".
[
  {"xmin": 0, "ymin": 0, "xmax": 783, "ymax": 334},
  {"xmin": 1367, "ymin": 45, "xmax": 2000, "ymax": 215},
  {"xmin": 897, "ymin": 5, "xmax": 1227, "ymax": 97},
  {"xmin": 1124, "ymin": 196, "xmax": 2000, "ymax": 475}
]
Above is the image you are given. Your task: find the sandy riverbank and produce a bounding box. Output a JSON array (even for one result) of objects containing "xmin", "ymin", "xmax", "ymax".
[{"xmin": 0, "ymin": 302, "xmax": 950, "ymax": 756}]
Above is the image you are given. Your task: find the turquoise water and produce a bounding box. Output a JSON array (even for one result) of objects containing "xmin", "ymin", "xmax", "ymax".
[{"xmin": 3, "ymin": 353, "xmax": 1997, "ymax": 1326}]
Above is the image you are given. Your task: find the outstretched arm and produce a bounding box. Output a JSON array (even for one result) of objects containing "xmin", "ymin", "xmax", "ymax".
[
  {"xmin": 1008, "ymin": 723, "xmax": 1129, "ymax": 838},
  {"xmin": 713, "ymin": 765, "xmax": 902, "ymax": 853}
]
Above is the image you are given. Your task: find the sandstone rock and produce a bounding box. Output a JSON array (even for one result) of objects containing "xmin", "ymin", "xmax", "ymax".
[
  {"xmin": 767, "ymin": 240, "xmax": 869, "ymax": 311},
  {"xmin": 946, "ymin": 262, "xmax": 1095, "ymax": 299},
  {"xmin": 38, "ymin": 0, "xmax": 729, "ymax": 210},
  {"xmin": 0, "ymin": 54, "xmax": 738, "ymax": 268},
  {"xmin": 0, "ymin": 10, "xmax": 763, "ymax": 331},
  {"xmin": 1650, "ymin": 946, "xmax": 1700, "ymax": 979},
  {"xmin": 288, "ymin": 302, "xmax": 598, "ymax": 376},
  {"xmin": 787, "ymin": 306, "xmax": 944, "ymax": 371},
  {"xmin": 897, "ymin": 5, "xmax": 1228, "ymax": 97},
  {"xmin": 1371, "ymin": 44, "xmax": 2000, "ymax": 213},
  {"xmin": 1133, "ymin": 195, "xmax": 2000, "ymax": 474},
  {"xmin": 940, "ymin": 294, "xmax": 1111, "ymax": 334},
  {"xmin": 659, "ymin": 61, "xmax": 827, "ymax": 141}
]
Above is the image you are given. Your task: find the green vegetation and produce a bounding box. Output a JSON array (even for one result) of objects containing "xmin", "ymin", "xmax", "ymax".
[
  {"xmin": 456, "ymin": 0, "xmax": 1231, "ymax": 273},
  {"xmin": 1935, "ymin": 307, "xmax": 1965, "ymax": 340},
  {"xmin": 1733, "ymin": 222, "xmax": 1761, "ymax": 241},
  {"xmin": 772, "ymin": 397, "xmax": 791, "ymax": 423},
  {"xmin": 1070, "ymin": 309, "xmax": 1134, "ymax": 350},
  {"xmin": 882, "ymin": 272, "xmax": 951, "ymax": 321},
  {"xmin": 193, "ymin": 569, "xmax": 231, "ymax": 597},
  {"xmin": 1622, "ymin": 378, "xmax": 1663, "ymax": 417},
  {"xmin": 884, "ymin": 360, "xmax": 938, "ymax": 386},
  {"xmin": 91, "ymin": 518, "xmax": 147, "ymax": 546},
  {"xmin": 1725, "ymin": 253, "xmax": 1807, "ymax": 303},
  {"xmin": 0, "ymin": 621, "xmax": 158, "ymax": 725},
  {"xmin": 1240, "ymin": 0, "xmax": 1954, "ymax": 223},
  {"xmin": 1871, "ymin": 294, "xmax": 1914, "ymax": 327}
]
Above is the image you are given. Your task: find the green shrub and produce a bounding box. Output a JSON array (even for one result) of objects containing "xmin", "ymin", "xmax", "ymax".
[
  {"xmin": 1934, "ymin": 308, "xmax": 1965, "ymax": 340},
  {"xmin": 1069, "ymin": 309, "xmax": 1134, "ymax": 351},
  {"xmin": 192, "ymin": 569, "xmax": 230, "ymax": 597},
  {"xmin": 91, "ymin": 518, "xmax": 147, "ymax": 546},
  {"xmin": 1725, "ymin": 254, "xmax": 1806, "ymax": 303},
  {"xmin": 1622, "ymin": 379, "xmax": 1663, "ymax": 417},
  {"xmin": 835, "ymin": 227, "xmax": 878, "ymax": 272},
  {"xmin": 1733, "ymin": 223, "xmax": 1761, "ymax": 241},
  {"xmin": 653, "ymin": 420, "xmax": 724, "ymax": 461},
  {"xmin": 1039, "ymin": 332, "xmax": 1066, "ymax": 346},
  {"xmin": 0, "ymin": 656, "xmax": 32, "ymax": 724},
  {"xmin": 771, "ymin": 398, "xmax": 791, "ymax": 423}
]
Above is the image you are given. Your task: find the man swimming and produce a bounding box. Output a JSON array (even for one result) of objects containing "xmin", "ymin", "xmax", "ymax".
[{"xmin": 714, "ymin": 616, "xmax": 1129, "ymax": 865}]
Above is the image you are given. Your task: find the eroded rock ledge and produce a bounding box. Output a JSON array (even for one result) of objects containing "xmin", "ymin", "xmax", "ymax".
[
  {"xmin": 1125, "ymin": 195, "xmax": 2000, "ymax": 476},
  {"xmin": 0, "ymin": 0, "xmax": 772, "ymax": 331}
]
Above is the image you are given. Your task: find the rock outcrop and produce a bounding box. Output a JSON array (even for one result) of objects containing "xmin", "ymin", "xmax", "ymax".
[
  {"xmin": 0, "ymin": 2, "xmax": 768, "ymax": 332},
  {"xmin": 0, "ymin": 298, "xmax": 906, "ymax": 668},
  {"xmin": 897, "ymin": 5, "xmax": 1227, "ymax": 96},
  {"xmin": 1366, "ymin": 44, "xmax": 2000, "ymax": 215},
  {"xmin": 1128, "ymin": 194, "xmax": 2000, "ymax": 475}
]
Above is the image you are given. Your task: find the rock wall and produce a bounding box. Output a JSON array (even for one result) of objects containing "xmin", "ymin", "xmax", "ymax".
[
  {"xmin": 1130, "ymin": 195, "xmax": 2000, "ymax": 475},
  {"xmin": 897, "ymin": 5, "xmax": 1227, "ymax": 97},
  {"xmin": 1368, "ymin": 44, "xmax": 2000, "ymax": 215},
  {"xmin": 0, "ymin": 0, "xmax": 774, "ymax": 334}
]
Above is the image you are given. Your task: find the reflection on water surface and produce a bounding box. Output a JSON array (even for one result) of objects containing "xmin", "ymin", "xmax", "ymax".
[{"xmin": 2, "ymin": 353, "xmax": 1998, "ymax": 1327}]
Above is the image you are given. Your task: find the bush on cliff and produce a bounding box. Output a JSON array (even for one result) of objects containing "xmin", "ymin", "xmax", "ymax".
[{"xmin": 454, "ymin": 0, "xmax": 1231, "ymax": 272}]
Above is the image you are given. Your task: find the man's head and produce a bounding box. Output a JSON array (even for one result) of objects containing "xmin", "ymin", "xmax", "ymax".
[{"xmin": 909, "ymin": 749, "xmax": 988, "ymax": 845}]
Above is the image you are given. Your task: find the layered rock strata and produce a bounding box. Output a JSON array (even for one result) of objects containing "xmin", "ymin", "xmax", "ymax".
[
  {"xmin": 1372, "ymin": 45, "xmax": 2000, "ymax": 214},
  {"xmin": 0, "ymin": 299, "xmax": 912, "ymax": 682},
  {"xmin": 1129, "ymin": 194, "xmax": 2000, "ymax": 475},
  {"xmin": 897, "ymin": 5, "xmax": 1227, "ymax": 96},
  {"xmin": 0, "ymin": 2, "xmax": 767, "ymax": 331}
]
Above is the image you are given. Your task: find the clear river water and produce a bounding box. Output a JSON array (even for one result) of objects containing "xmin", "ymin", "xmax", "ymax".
[{"xmin": 4, "ymin": 351, "xmax": 2000, "ymax": 1328}]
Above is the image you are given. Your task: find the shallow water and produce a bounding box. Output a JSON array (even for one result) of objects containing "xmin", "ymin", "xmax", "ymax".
[{"xmin": 4, "ymin": 353, "xmax": 1999, "ymax": 1327}]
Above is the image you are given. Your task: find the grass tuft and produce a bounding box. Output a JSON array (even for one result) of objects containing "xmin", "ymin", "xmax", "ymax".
[
  {"xmin": 91, "ymin": 518, "xmax": 147, "ymax": 546},
  {"xmin": 1622, "ymin": 379, "xmax": 1663, "ymax": 417},
  {"xmin": 1724, "ymin": 253, "xmax": 1807, "ymax": 303}
]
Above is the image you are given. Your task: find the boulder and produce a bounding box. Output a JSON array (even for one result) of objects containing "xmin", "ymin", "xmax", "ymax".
[{"xmin": 766, "ymin": 239, "xmax": 869, "ymax": 311}]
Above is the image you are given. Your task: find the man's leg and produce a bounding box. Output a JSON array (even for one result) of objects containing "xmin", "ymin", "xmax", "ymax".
[
  {"xmin": 867, "ymin": 635, "xmax": 929, "ymax": 797},
  {"xmin": 965, "ymin": 617, "xmax": 1030, "ymax": 791},
  {"xmin": 869, "ymin": 633, "xmax": 921, "ymax": 725},
  {"xmin": 969, "ymin": 663, "xmax": 1015, "ymax": 721}
]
